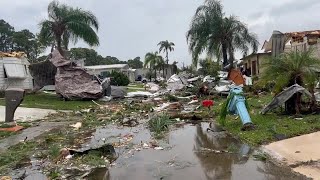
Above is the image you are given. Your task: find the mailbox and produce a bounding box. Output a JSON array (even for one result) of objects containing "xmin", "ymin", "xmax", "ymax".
[{"xmin": 5, "ymin": 88, "xmax": 25, "ymax": 122}]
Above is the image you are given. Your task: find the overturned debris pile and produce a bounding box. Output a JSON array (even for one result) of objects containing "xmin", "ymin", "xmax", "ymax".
[
  {"xmin": 29, "ymin": 58, "xmax": 57, "ymax": 90},
  {"xmin": 50, "ymin": 50, "xmax": 103, "ymax": 100},
  {"xmin": 261, "ymin": 84, "xmax": 312, "ymax": 114},
  {"xmin": 166, "ymin": 74, "xmax": 188, "ymax": 92}
]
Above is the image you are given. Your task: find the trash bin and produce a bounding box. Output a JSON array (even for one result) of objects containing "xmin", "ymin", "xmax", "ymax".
[{"xmin": 5, "ymin": 88, "xmax": 25, "ymax": 122}]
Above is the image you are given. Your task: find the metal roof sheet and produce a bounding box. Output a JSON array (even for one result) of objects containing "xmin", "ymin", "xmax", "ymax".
[{"xmin": 84, "ymin": 64, "xmax": 129, "ymax": 70}]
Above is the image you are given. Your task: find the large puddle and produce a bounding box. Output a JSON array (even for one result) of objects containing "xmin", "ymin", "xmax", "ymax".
[
  {"xmin": 8, "ymin": 122, "xmax": 305, "ymax": 180},
  {"xmin": 89, "ymin": 123, "xmax": 304, "ymax": 180}
]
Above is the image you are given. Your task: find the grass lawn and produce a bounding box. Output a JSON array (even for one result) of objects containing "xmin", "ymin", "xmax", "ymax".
[
  {"xmin": 128, "ymin": 83, "xmax": 145, "ymax": 89},
  {"xmin": 213, "ymin": 93, "xmax": 320, "ymax": 146},
  {"xmin": 127, "ymin": 88, "xmax": 145, "ymax": 92},
  {"xmin": 0, "ymin": 93, "xmax": 96, "ymax": 111},
  {"xmin": 127, "ymin": 83, "xmax": 146, "ymax": 92}
]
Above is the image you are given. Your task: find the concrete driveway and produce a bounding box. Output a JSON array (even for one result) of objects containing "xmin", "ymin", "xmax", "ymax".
[
  {"xmin": 0, "ymin": 106, "xmax": 57, "ymax": 122},
  {"xmin": 264, "ymin": 131, "xmax": 320, "ymax": 179}
]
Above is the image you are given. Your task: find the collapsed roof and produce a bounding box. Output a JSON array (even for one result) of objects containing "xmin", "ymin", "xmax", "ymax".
[
  {"xmin": 262, "ymin": 30, "xmax": 320, "ymax": 53},
  {"xmin": 29, "ymin": 50, "xmax": 103, "ymax": 99},
  {"xmin": 0, "ymin": 52, "xmax": 27, "ymax": 58}
]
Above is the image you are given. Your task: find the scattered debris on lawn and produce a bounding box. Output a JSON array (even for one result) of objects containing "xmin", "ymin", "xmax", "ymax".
[{"xmin": 70, "ymin": 122, "xmax": 82, "ymax": 130}]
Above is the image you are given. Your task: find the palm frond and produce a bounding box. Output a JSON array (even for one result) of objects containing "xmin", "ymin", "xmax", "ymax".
[
  {"xmin": 260, "ymin": 49, "xmax": 320, "ymax": 93},
  {"xmin": 40, "ymin": 1, "xmax": 100, "ymax": 51},
  {"xmin": 38, "ymin": 20, "xmax": 54, "ymax": 44},
  {"xmin": 64, "ymin": 8, "xmax": 99, "ymax": 31},
  {"xmin": 66, "ymin": 21, "xmax": 99, "ymax": 46}
]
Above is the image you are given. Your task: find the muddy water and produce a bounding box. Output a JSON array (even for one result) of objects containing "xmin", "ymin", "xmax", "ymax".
[
  {"xmin": 6, "ymin": 122, "xmax": 305, "ymax": 179},
  {"xmin": 91, "ymin": 123, "xmax": 304, "ymax": 180}
]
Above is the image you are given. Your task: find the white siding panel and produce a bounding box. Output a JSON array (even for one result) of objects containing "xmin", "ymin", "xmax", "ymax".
[{"xmin": 0, "ymin": 57, "xmax": 33, "ymax": 90}]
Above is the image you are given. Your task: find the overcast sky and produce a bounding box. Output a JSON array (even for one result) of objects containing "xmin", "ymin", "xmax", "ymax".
[{"xmin": 1, "ymin": 0, "xmax": 320, "ymax": 66}]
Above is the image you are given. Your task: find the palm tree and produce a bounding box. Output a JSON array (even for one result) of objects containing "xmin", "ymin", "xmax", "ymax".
[
  {"xmin": 155, "ymin": 58, "xmax": 166, "ymax": 78},
  {"xmin": 198, "ymin": 58, "xmax": 220, "ymax": 77},
  {"xmin": 260, "ymin": 50, "xmax": 320, "ymax": 114},
  {"xmin": 172, "ymin": 61, "xmax": 178, "ymax": 74},
  {"xmin": 223, "ymin": 16, "xmax": 259, "ymax": 69},
  {"xmin": 158, "ymin": 40, "xmax": 175, "ymax": 64},
  {"xmin": 144, "ymin": 52, "xmax": 163, "ymax": 80},
  {"xmin": 39, "ymin": 1, "xmax": 99, "ymax": 56},
  {"xmin": 186, "ymin": 0, "xmax": 258, "ymax": 68}
]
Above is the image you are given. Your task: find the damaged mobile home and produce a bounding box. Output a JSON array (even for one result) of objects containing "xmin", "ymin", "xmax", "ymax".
[{"xmin": 0, "ymin": 52, "xmax": 33, "ymax": 90}]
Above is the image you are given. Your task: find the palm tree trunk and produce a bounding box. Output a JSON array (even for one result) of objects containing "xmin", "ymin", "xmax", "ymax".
[
  {"xmin": 163, "ymin": 65, "xmax": 165, "ymax": 78},
  {"xmin": 50, "ymin": 43, "xmax": 55, "ymax": 52},
  {"xmin": 55, "ymin": 36, "xmax": 64, "ymax": 57},
  {"xmin": 166, "ymin": 50, "xmax": 169, "ymax": 64},
  {"xmin": 227, "ymin": 45, "xmax": 234, "ymax": 71},
  {"xmin": 222, "ymin": 43, "xmax": 228, "ymax": 67}
]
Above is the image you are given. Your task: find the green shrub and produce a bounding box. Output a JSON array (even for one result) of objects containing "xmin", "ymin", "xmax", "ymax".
[
  {"xmin": 165, "ymin": 94, "xmax": 178, "ymax": 102},
  {"xmin": 110, "ymin": 71, "xmax": 130, "ymax": 86}
]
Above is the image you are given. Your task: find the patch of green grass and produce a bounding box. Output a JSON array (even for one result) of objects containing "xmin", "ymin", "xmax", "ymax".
[
  {"xmin": 128, "ymin": 83, "xmax": 145, "ymax": 89},
  {"xmin": 0, "ymin": 141, "xmax": 37, "ymax": 173},
  {"xmin": 83, "ymin": 112, "xmax": 105, "ymax": 128},
  {"xmin": 75, "ymin": 150, "xmax": 106, "ymax": 166},
  {"xmin": 165, "ymin": 94, "xmax": 179, "ymax": 102},
  {"xmin": 0, "ymin": 122, "xmax": 32, "ymax": 140},
  {"xmin": 214, "ymin": 93, "xmax": 320, "ymax": 146},
  {"xmin": 148, "ymin": 114, "xmax": 175, "ymax": 138},
  {"xmin": 0, "ymin": 93, "xmax": 96, "ymax": 110},
  {"xmin": 48, "ymin": 145, "xmax": 61, "ymax": 160},
  {"xmin": 0, "ymin": 131, "xmax": 16, "ymax": 140},
  {"xmin": 253, "ymin": 151, "xmax": 268, "ymax": 162},
  {"xmin": 48, "ymin": 169, "xmax": 61, "ymax": 179},
  {"xmin": 127, "ymin": 88, "xmax": 143, "ymax": 92}
]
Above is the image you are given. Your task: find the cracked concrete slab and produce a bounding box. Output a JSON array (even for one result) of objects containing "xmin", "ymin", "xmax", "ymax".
[
  {"xmin": 0, "ymin": 122, "xmax": 67, "ymax": 152},
  {"xmin": 293, "ymin": 165, "xmax": 320, "ymax": 180},
  {"xmin": 263, "ymin": 131, "xmax": 320, "ymax": 179},
  {"xmin": 0, "ymin": 106, "xmax": 57, "ymax": 122}
]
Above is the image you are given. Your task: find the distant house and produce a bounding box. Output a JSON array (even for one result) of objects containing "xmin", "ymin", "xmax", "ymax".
[
  {"xmin": 0, "ymin": 52, "xmax": 33, "ymax": 90},
  {"xmin": 164, "ymin": 64, "xmax": 174, "ymax": 80},
  {"xmin": 84, "ymin": 64, "xmax": 136, "ymax": 82},
  {"xmin": 241, "ymin": 30, "xmax": 320, "ymax": 76},
  {"xmin": 240, "ymin": 41, "xmax": 272, "ymax": 76},
  {"xmin": 135, "ymin": 68, "xmax": 149, "ymax": 80},
  {"xmin": 282, "ymin": 30, "xmax": 320, "ymax": 58}
]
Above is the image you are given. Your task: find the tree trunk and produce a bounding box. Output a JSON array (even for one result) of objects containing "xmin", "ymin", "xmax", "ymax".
[
  {"xmin": 55, "ymin": 36, "xmax": 64, "ymax": 57},
  {"xmin": 227, "ymin": 44, "xmax": 234, "ymax": 71},
  {"xmin": 51, "ymin": 43, "xmax": 55, "ymax": 52},
  {"xmin": 163, "ymin": 64, "xmax": 165, "ymax": 78},
  {"xmin": 222, "ymin": 43, "xmax": 228, "ymax": 68},
  {"xmin": 149, "ymin": 70, "xmax": 152, "ymax": 82},
  {"xmin": 166, "ymin": 50, "xmax": 169, "ymax": 64}
]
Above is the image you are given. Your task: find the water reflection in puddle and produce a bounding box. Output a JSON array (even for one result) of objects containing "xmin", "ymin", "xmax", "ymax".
[
  {"xmin": 107, "ymin": 123, "xmax": 303, "ymax": 180},
  {"xmin": 9, "ymin": 123, "xmax": 304, "ymax": 180}
]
